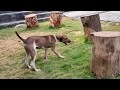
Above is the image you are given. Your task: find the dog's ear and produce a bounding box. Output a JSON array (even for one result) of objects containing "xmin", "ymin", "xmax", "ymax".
[
  {"xmin": 56, "ymin": 34, "xmax": 65, "ymax": 42},
  {"xmin": 59, "ymin": 36, "xmax": 64, "ymax": 42}
]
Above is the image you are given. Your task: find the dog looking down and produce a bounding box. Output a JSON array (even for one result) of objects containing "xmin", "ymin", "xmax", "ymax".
[{"xmin": 14, "ymin": 24, "xmax": 71, "ymax": 71}]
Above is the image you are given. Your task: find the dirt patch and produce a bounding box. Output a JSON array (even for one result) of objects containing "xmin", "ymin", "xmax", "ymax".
[{"xmin": 0, "ymin": 36, "xmax": 22, "ymax": 65}]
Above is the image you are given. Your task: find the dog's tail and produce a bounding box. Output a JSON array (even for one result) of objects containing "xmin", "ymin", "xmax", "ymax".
[{"xmin": 14, "ymin": 24, "xmax": 27, "ymax": 43}]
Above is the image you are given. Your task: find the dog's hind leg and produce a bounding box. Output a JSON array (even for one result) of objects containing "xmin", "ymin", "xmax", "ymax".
[
  {"xmin": 25, "ymin": 44, "xmax": 40, "ymax": 72},
  {"xmin": 44, "ymin": 48, "xmax": 48, "ymax": 60},
  {"xmin": 30, "ymin": 56, "xmax": 39, "ymax": 71},
  {"xmin": 29, "ymin": 47, "xmax": 40, "ymax": 72},
  {"xmin": 30, "ymin": 54, "xmax": 40, "ymax": 72},
  {"xmin": 24, "ymin": 46, "xmax": 33, "ymax": 69},
  {"xmin": 24, "ymin": 53, "xmax": 32, "ymax": 69}
]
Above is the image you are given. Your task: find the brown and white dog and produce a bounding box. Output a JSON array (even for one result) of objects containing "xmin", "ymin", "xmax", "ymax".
[{"xmin": 14, "ymin": 24, "xmax": 71, "ymax": 71}]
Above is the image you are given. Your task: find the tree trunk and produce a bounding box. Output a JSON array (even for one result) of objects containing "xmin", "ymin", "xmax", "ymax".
[
  {"xmin": 90, "ymin": 31, "xmax": 120, "ymax": 79},
  {"xmin": 50, "ymin": 11, "xmax": 63, "ymax": 27},
  {"xmin": 25, "ymin": 14, "xmax": 39, "ymax": 28},
  {"xmin": 81, "ymin": 14, "xmax": 102, "ymax": 41}
]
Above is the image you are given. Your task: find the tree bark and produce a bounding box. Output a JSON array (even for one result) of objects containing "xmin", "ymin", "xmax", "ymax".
[
  {"xmin": 81, "ymin": 14, "xmax": 102, "ymax": 41},
  {"xmin": 90, "ymin": 31, "xmax": 120, "ymax": 79},
  {"xmin": 50, "ymin": 11, "xmax": 63, "ymax": 27}
]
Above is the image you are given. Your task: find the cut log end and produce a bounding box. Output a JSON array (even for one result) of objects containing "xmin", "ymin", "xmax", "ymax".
[
  {"xmin": 50, "ymin": 11, "xmax": 63, "ymax": 27},
  {"xmin": 25, "ymin": 14, "xmax": 39, "ymax": 28},
  {"xmin": 92, "ymin": 31, "xmax": 120, "ymax": 37},
  {"xmin": 90, "ymin": 31, "xmax": 120, "ymax": 78}
]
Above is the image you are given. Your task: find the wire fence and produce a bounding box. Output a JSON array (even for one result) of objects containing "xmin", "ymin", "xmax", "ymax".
[
  {"xmin": 99, "ymin": 12, "xmax": 120, "ymax": 32},
  {"xmin": 100, "ymin": 11, "xmax": 120, "ymax": 23},
  {"xmin": 63, "ymin": 11, "xmax": 120, "ymax": 23}
]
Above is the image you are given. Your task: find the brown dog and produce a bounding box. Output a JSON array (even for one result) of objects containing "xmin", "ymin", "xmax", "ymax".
[{"xmin": 14, "ymin": 26, "xmax": 71, "ymax": 71}]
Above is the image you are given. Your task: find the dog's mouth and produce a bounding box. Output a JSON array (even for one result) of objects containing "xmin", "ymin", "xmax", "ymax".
[
  {"xmin": 63, "ymin": 40, "xmax": 71, "ymax": 45},
  {"xmin": 64, "ymin": 42, "xmax": 68, "ymax": 45}
]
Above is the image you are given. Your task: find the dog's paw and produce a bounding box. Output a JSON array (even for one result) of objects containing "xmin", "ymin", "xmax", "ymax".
[
  {"xmin": 35, "ymin": 69, "xmax": 41, "ymax": 72},
  {"xmin": 44, "ymin": 57, "xmax": 48, "ymax": 60},
  {"xmin": 60, "ymin": 56, "xmax": 65, "ymax": 59},
  {"xmin": 28, "ymin": 65, "xmax": 33, "ymax": 69}
]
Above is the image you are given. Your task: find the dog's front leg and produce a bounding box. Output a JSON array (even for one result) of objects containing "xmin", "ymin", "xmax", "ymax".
[
  {"xmin": 44, "ymin": 48, "xmax": 48, "ymax": 60},
  {"xmin": 51, "ymin": 48, "xmax": 65, "ymax": 58}
]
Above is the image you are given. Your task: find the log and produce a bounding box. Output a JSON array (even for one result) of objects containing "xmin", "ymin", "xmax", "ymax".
[
  {"xmin": 50, "ymin": 11, "xmax": 63, "ymax": 27},
  {"xmin": 25, "ymin": 14, "xmax": 39, "ymax": 28},
  {"xmin": 81, "ymin": 14, "xmax": 102, "ymax": 41},
  {"xmin": 90, "ymin": 31, "xmax": 120, "ymax": 78}
]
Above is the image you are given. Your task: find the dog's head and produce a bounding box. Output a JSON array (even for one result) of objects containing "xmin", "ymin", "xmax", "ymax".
[{"xmin": 56, "ymin": 34, "xmax": 71, "ymax": 45}]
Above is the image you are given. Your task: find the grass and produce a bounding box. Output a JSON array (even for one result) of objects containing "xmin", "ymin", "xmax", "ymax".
[{"xmin": 0, "ymin": 17, "xmax": 120, "ymax": 79}]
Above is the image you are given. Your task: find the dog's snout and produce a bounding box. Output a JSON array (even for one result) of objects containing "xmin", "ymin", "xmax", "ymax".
[{"xmin": 68, "ymin": 40, "xmax": 71, "ymax": 43}]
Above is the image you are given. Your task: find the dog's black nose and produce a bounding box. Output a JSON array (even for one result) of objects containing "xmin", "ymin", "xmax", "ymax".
[{"xmin": 68, "ymin": 40, "xmax": 71, "ymax": 43}]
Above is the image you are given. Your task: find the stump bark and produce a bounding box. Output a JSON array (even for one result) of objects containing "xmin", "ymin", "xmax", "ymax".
[
  {"xmin": 50, "ymin": 11, "xmax": 63, "ymax": 27},
  {"xmin": 25, "ymin": 14, "xmax": 39, "ymax": 28},
  {"xmin": 81, "ymin": 14, "xmax": 102, "ymax": 41},
  {"xmin": 90, "ymin": 31, "xmax": 120, "ymax": 78}
]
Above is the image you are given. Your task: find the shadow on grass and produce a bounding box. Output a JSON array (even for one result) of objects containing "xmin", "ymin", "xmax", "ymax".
[
  {"xmin": 24, "ymin": 26, "xmax": 40, "ymax": 31},
  {"xmin": 83, "ymin": 37, "xmax": 94, "ymax": 45},
  {"xmin": 48, "ymin": 24, "xmax": 70, "ymax": 29},
  {"xmin": 49, "ymin": 26, "xmax": 62, "ymax": 29}
]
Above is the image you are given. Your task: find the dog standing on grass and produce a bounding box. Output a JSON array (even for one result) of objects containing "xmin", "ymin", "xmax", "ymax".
[{"xmin": 14, "ymin": 24, "xmax": 71, "ymax": 71}]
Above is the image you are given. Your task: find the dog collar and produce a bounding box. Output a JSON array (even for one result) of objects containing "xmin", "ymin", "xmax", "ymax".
[{"xmin": 53, "ymin": 34, "xmax": 58, "ymax": 42}]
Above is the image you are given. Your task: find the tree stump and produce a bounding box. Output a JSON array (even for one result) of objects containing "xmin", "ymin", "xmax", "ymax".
[
  {"xmin": 50, "ymin": 11, "xmax": 63, "ymax": 27},
  {"xmin": 90, "ymin": 31, "xmax": 120, "ymax": 78},
  {"xmin": 81, "ymin": 14, "xmax": 102, "ymax": 41},
  {"xmin": 25, "ymin": 14, "xmax": 39, "ymax": 28}
]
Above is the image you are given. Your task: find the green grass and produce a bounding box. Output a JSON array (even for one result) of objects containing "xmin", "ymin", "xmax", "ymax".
[{"xmin": 1, "ymin": 17, "xmax": 120, "ymax": 79}]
